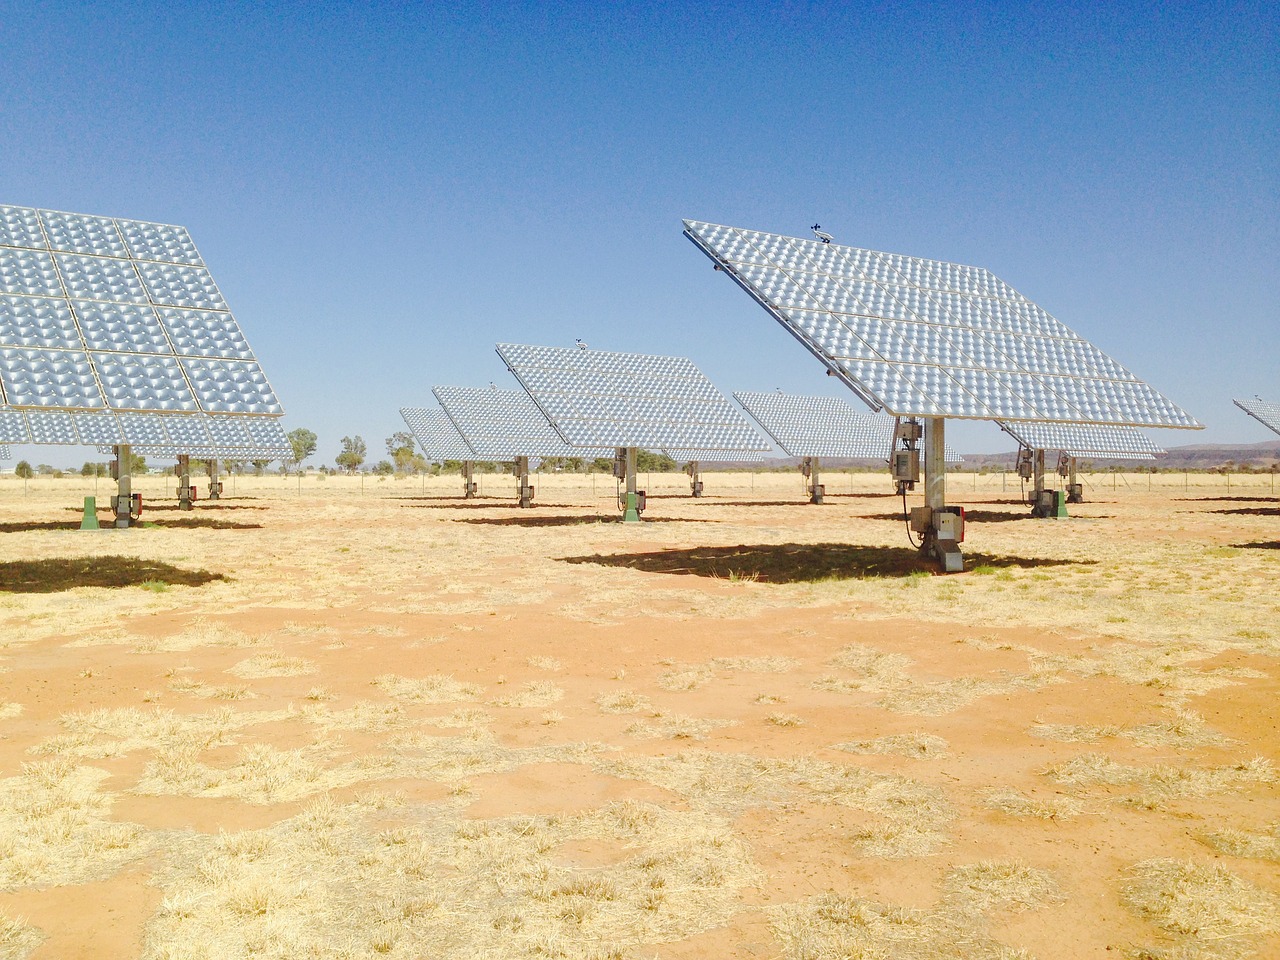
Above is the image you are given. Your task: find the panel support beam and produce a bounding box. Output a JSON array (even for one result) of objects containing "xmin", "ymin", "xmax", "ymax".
[
  {"xmin": 685, "ymin": 460, "xmax": 703, "ymax": 498},
  {"xmin": 616, "ymin": 447, "xmax": 642, "ymax": 522},
  {"xmin": 110, "ymin": 444, "xmax": 141, "ymax": 528},
  {"xmin": 921, "ymin": 418, "xmax": 962, "ymax": 572},
  {"xmin": 207, "ymin": 459, "xmax": 222, "ymax": 500},
  {"xmin": 801, "ymin": 456, "xmax": 824, "ymax": 504},
  {"xmin": 462, "ymin": 460, "xmax": 477, "ymax": 499},
  {"xmin": 1065, "ymin": 456, "xmax": 1083, "ymax": 503},
  {"xmin": 177, "ymin": 454, "xmax": 194, "ymax": 511},
  {"xmin": 515, "ymin": 456, "xmax": 534, "ymax": 508}
]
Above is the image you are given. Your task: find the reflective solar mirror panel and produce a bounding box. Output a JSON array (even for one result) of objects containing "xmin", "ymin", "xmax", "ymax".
[
  {"xmin": 662, "ymin": 447, "xmax": 765, "ymax": 463},
  {"xmin": 734, "ymin": 390, "xmax": 963, "ymax": 464},
  {"xmin": 0, "ymin": 205, "xmax": 282, "ymax": 417},
  {"xmin": 684, "ymin": 221, "xmax": 1201, "ymax": 429},
  {"xmin": 433, "ymin": 386, "xmax": 611, "ymax": 460},
  {"xmin": 399, "ymin": 407, "xmax": 477, "ymax": 462},
  {"xmin": 496, "ymin": 343, "xmax": 770, "ymax": 452},
  {"xmin": 735, "ymin": 391, "xmax": 896, "ymax": 459},
  {"xmin": 1234, "ymin": 398, "xmax": 1280, "ymax": 438},
  {"xmin": 997, "ymin": 421, "xmax": 1163, "ymax": 460}
]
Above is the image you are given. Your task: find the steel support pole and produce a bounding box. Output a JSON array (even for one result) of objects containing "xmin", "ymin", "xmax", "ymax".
[
  {"xmin": 807, "ymin": 456, "xmax": 823, "ymax": 504},
  {"xmin": 177, "ymin": 454, "xmax": 193, "ymax": 511},
  {"xmin": 515, "ymin": 456, "xmax": 533, "ymax": 507},
  {"xmin": 1067, "ymin": 457, "xmax": 1082, "ymax": 504},
  {"xmin": 462, "ymin": 460, "xmax": 476, "ymax": 498},
  {"xmin": 688, "ymin": 461, "xmax": 703, "ymax": 497},
  {"xmin": 113, "ymin": 444, "xmax": 133, "ymax": 529},
  {"xmin": 208, "ymin": 459, "xmax": 221, "ymax": 500},
  {"xmin": 923, "ymin": 417, "xmax": 962, "ymax": 572},
  {"xmin": 622, "ymin": 446, "xmax": 640, "ymax": 522},
  {"xmin": 1033, "ymin": 449, "xmax": 1045, "ymax": 501}
]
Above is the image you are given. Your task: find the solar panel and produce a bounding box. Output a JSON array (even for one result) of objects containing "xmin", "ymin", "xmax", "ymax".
[
  {"xmin": 998, "ymin": 421, "xmax": 1164, "ymax": 460},
  {"xmin": 1234, "ymin": 398, "xmax": 1280, "ymax": 438},
  {"xmin": 93, "ymin": 416, "xmax": 290, "ymax": 459},
  {"xmin": 399, "ymin": 407, "xmax": 476, "ymax": 462},
  {"xmin": 684, "ymin": 221, "xmax": 1201, "ymax": 429},
  {"xmin": 0, "ymin": 205, "xmax": 282, "ymax": 417},
  {"xmin": 0, "ymin": 444, "xmax": 8, "ymax": 460},
  {"xmin": 734, "ymin": 391, "xmax": 963, "ymax": 464},
  {"xmin": 496, "ymin": 343, "xmax": 770, "ymax": 452},
  {"xmin": 433, "ymin": 386, "xmax": 611, "ymax": 460},
  {"xmin": 662, "ymin": 448, "xmax": 765, "ymax": 463}
]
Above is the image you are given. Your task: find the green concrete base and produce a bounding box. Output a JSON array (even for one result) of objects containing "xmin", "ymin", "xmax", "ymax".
[
  {"xmin": 622, "ymin": 492, "xmax": 641, "ymax": 523},
  {"xmin": 80, "ymin": 496, "xmax": 100, "ymax": 531}
]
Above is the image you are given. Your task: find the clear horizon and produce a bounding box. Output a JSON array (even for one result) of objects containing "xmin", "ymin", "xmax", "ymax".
[{"xmin": 2, "ymin": 2, "xmax": 1276, "ymax": 466}]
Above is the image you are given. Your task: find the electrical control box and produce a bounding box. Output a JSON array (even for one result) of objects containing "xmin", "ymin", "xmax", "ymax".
[
  {"xmin": 935, "ymin": 506, "xmax": 965, "ymax": 542},
  {"xmin": 895, "ymin": 421, "xmax": 923, "ymax": 443},
  {"xmin": 1017, "ymin": 451, "xmax": 1034, "ymax": 481},
  {"xmin": 909, "ymin": 505, "xmax": 932, "ymax": 533},
  {"xmin": 612, "ymin": 450, "xmax": 627, "ymax": 480},
  {"xmin": 893, "ymin": 449, "xmax": 920, "ymax": 484}
]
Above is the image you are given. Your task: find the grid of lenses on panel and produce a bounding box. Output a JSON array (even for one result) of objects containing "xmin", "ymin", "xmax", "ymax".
[
  {"xmin": 0, "ymin": 205, "xmax": 281, "ymax": 417},
  {"xmin": 684, "ymin": 220, "xmax": 1199, "ymax": 428},
  {"xmin": 1234, "ymin": 398, "xmax": 1280, "ymax": 438},
  {"xmin": 399, "ymin": 407, "xmax": 478, "ymax": 461},
  {"xmin": 999, "ymin": 421, "xmax": 1163, "ymax": 459},
  {"xmin": 496, "ymin": 343, "xmax": 770, "ymax": 452},
  {"xmin": 433, "ymin": 386, "xmax": 610, "ymax": 459}
]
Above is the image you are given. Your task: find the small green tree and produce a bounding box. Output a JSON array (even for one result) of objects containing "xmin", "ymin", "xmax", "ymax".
[
  {"xmin": 287, "ymin": 428, "xmax": 318, "ymax": 472},
  {"xmin": 15, "ymin": 461, "xmax": 33, "ymax": 479},
  {"xmin": 373, "ymin": 460, "xmax": 394, "ymax": 475},
  {"xmin": 386, "ymin": 431, "xmax": 419, "ymax": 473},
  {"xmin": 636, "ymin": 451, "xmax": 676, "ymax": 471},
  {"xmin": 81, "ymin": 461, "xmax": 97, "ymax": 477},
  {"xmin": 336, "ymin": 435, "xmax": 366, "ymax": 473},
  {"xmin": 251, "ymin": 459, "xmax": 270, "ymax": 476}
]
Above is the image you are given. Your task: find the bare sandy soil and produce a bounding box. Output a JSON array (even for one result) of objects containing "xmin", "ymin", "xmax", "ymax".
[{"xmin": 0, "ymin": 468, "xmax": 1276, "ymax": 960}]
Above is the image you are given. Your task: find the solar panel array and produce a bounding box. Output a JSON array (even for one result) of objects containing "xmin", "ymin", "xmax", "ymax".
[
  {"xmin": 433, "ymin": 386, "xmax": 612, "ymax": 460},
  {"xmin": 684, "ymin": 221, "xmax": 1200, "ymax": 429},
  {"xmin": 496, "ymin": 343, "xmax": 769, "ymax": 452},
  {"xmin": 661, "ymin": 447, "xmax": 765, "ymax": 463},
  {"xmin": 1234, "ymin": 398, "xmax": 1280, "ymax": 438},
  {"xmin": 94, "ymin": 416, "xmax": 291, "ymax": 460},
  {"xmin": 998, "ymin": 421, "xmax": 1164, "ymax": 460},
  {"xmin": 735, "ymin": 391, "xmax": 894, "ymax": 459},
  {"xmin": 0, "ymin": 205, "xmax": 282, "ymax": 420},
  {"xmin": 399, "ymin": 407, "xmax": 477, "ymax": 462},
  {"xmin": 735, "ymin": 391, "xmax": 963, "ymax": 463}
]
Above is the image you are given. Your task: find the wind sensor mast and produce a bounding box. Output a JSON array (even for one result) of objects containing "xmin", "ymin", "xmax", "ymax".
[{"xmin": 683, "ymin": 219, "xmax": 1201, "ymax": 570}]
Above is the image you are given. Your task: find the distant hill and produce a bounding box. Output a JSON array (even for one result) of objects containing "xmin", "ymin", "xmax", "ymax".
[
  {"xmin": 696, "ymin": 441, "xmax": 1280, "ymax": 472},
  {"xmin": 957, "ymin": 441, "xmax": 1280, "ymax": 471}
]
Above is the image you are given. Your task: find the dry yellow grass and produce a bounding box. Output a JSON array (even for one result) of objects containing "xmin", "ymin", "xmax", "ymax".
[{"xmin": 0, "ymin": 472, "xmax": 1276, "ymax": 958}]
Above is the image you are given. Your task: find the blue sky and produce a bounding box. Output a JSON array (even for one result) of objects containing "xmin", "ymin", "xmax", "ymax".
[{"xmin": 2, "ymin": 0, "xmax": 1276, "ymax": 465}]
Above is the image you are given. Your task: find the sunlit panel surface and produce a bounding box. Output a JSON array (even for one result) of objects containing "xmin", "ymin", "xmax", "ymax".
[
  {"xmin": 735, "ymin": 390, "xmax": 962, "ymax": 463},
  {"xmin": 1234, "ymin": 398, "xmax": 1280, "ymax": 438},
  {"xmin": 433, "ymin": 385, "xmax": 612, "ymax": 460},
  {"xmin": 0, "ymin": 205, "xmax": 283, "ymax": 423},
  {"xmin": 399, "ymin": 407, "xmax": 477, "ymax": 462},
  {"xmin": 684, "ymin": 221, "xmax": 1200, "ymax": 429},
  {"xmin": 997, "ymin": 421, "xmax": 1163, "ymax": 459},
  {"xmin": 497, "ymin": 343, "xmax": 770, "ymax": 452}
]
